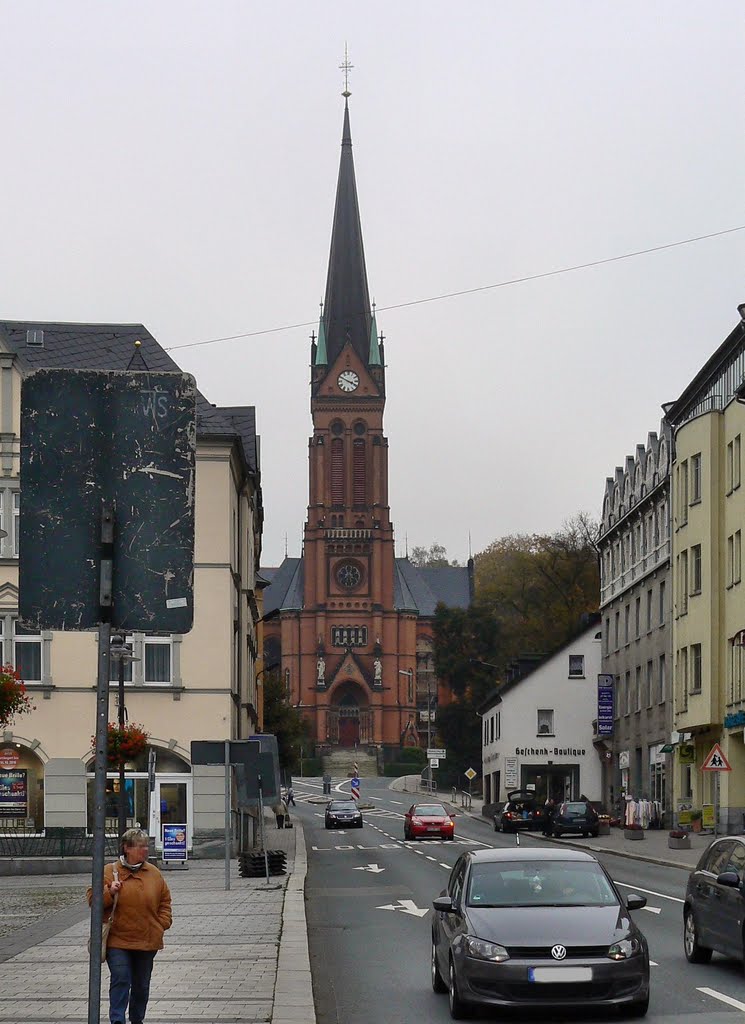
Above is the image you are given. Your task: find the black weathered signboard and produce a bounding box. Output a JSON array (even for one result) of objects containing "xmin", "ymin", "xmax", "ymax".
[
  {"xmin": 20, "ymin": 369, "xmax": 196, "ymax": 633},
  {"xmin": 191, "ymin": 739, "xmax": 280, "ymax": 805}
]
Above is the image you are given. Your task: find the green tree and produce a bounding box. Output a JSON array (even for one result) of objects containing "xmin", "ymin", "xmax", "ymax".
[
  {"xmin": 474, "ymin": 513, "xmax": 599, "ymax": 672},
  {"xmin": 261, "ymin": 671, "xmax": 312, "ymax": 772},
  {"xmin": 410, "ymin": 542, "xmax": 461, "ymax": 567}
]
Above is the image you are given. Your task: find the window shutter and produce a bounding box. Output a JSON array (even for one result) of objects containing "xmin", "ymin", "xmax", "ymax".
[
  {"xmin": 352, "ymin": 439, "xmax": 366, "ymax": 505},
  {"xmin": 331, "ymin": 439, "xmax": 344, "ymax": 504}
]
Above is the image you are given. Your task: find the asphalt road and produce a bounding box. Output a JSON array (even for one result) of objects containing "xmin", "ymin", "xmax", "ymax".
[{"xmin": 296, "ymin": 775, "xmax": 745, "ymax": 1023}]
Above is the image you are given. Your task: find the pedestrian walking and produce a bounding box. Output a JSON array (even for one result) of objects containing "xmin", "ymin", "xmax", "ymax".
[
  {"xmin": 542, "ymin": 797, "xmax": 556, "ymax": 837},
  {"xmin": 286, "ymin": 786, "xmax": 296, "ymax": 807},
  {"xmin": 87, "ymin": 828, "xmax": 172, "ymax": 1024},
  {"xmin": 274, "ymin": 797, "xmax": 288, "ymax": 829}
]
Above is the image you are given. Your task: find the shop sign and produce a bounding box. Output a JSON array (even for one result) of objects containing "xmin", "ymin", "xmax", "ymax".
[
  {"xmin": 597, "ymin": 674, "xmax": 614, "ymax": 736},
  {"xmin": 162, "ymin": 823, "xmax": 188, "ymax": 862},
  {"xmin": 702, "ymin": 804, "xmax": 716, "ymax": 829},
  {"xmin": 678, "ymin": 743, "xmax": 695, "ymax": 765},
  {"xmin": 725, "ymin": 709, "xmax": 745, "ymax": 728},
  {"xmin": 0, "ymin": 748, "xmax": 20, "ymax": 770},
  {"xmin": 0, "ymin": 770, "xmax": 27, "ymax": 818},
  {"xmin": 677, "ymin": 800, "xmax": 693, "ymax": 825},
  {"xmin": 618, "ymin": 750, "xmax": 630, "ymax": 769},
  {"xmin": 504, "ymin": 757, "xmax": 519, "ymax": 789}
]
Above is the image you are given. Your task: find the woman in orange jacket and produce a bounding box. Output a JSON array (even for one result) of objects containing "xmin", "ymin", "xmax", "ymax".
[{"xmin": 87, "ymin": 828, "xmax": 172, "ymax": 1024}]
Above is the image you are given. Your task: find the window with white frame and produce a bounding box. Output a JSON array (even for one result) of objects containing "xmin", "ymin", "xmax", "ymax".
[
  {"xmin": 690, "ymin": 643, "xmax": 702, "ymax": 693},
  {"xmin": 658, "ymin": 654, "xmax": 666, "ymax": 703},
  {"xmin": 679, "ymin": 461, "xmax": 689, "ymax": 524},
  {"xmin": 728, "ymin": 535, "xmax": 735, "ymax": 588},
  {"xmin": 690, "ymin": 453, "xmax": 702, "ymax": 503},
  {"xmin": 679, "ymin": 551, "xmax": 688, "ymax": 613},
  {"xmin": 691, "ymin": 544, "xmax": 702, "ymax": 594},
  {"xmin": 646, "ymin": 660, "xmax": 653, "ymax": 707},
  {"xmin": 12, "ymin": 492, "xmax": 19, "ymax": 557},
  {"xmin": 568, "ymin": 654, "xmax": 584, "ymax": 677},
  {"xmin": 144, "ymin": 637, "xmax": 172, "ymax": 683},
  {"xmin": 659, "ymin": 581, "xmax": 666, "ymax": 624},
  {"xmin": 10, "ymin": 620, "xmax": 42, "ymax": 682},
  {"xmin": 736, "ymin": 435, "xmax": 742, "ymax": 490},
  {"xmin": 624, "ymin": 670, "xmax": 631, "ymax": 715},
  {"xmin": 536, "ymin": 709, "xmax": 554, "ymax": 735},
  {"xmin": 736, "ymin": 531, "xmax": 742, "ymax": 585},
  {"xmin": 635, "ymin": 666, "xmax": 642, "ymax": 711}
]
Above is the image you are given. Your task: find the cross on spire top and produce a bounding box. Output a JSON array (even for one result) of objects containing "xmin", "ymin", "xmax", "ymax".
[{"xmin": 340, "ymin": 43, "xmax": 353, "ymax": 98}]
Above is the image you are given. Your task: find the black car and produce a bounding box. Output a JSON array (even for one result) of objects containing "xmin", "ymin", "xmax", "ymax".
[
  {"xmin": 684, "ymin": 835, "xmax": 745, "ymax": 965},
  {"xmin": 552, "ymin": 799, "xmax": 600, "ymax": 838},
  {"xmin": 325, "ymin": 800, "xmax": 363, "ymax": 829},
  {"xmin": 432, "ymin": 847, "xmax": 650, "ymax": 1019},
  {"xmin": 493, "ymin": 790, "xmax": 545, "ymax": 833}
]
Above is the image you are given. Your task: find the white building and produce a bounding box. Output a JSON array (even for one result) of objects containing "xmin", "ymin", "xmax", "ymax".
[{"xmin": 480, "ymin": 620, "xmax": 603, "ymax": 806}]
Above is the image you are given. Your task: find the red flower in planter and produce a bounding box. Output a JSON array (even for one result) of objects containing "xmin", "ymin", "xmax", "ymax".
[
  {"xmin": 90, "ymin": 723, "xmax": 149, "ymax": 767},
  {"xmin": 624, "ymin": 822, "xmax": 643, "ymax": 831},
  {"xmin": 0, "ymin": 664, "xmax": 34, "ymax": 728}
]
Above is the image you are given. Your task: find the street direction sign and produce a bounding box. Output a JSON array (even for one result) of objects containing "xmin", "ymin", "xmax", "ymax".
[
  {"xmin": 350, "ymin": 777, "xmax": 361, "ymax": 801},
  {"xmin": 427, "ymin": 748, "xmax": 446, "ymax": 759},
  {"xmin": 464, "ymin": 767, "xmax": 477, "ymax": 781},
  {"xmin": 376, "ymin": 899, "xmax": 428, "ymax": 918},
  {"xmin": 354, "ymin": 863, "xmax": 385, "ymax": 873},
  {"xmin": 701, "ymin": 743, "xmax": 732, "ymax": 772}
]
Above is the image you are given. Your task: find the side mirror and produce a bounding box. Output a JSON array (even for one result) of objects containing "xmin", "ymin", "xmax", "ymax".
[
  {"xmin": 716, "ymin": 871, "xmax": 741, "ymax": 888},
  {"xmin": 625, "ymin": 894, "xmax": 647, "ymax": 911},
  {"xmin": 433, "ymin": 896, "xmax": 456, "ymax": 914}
]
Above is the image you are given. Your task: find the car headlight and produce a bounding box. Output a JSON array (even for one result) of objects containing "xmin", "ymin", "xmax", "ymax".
[
  {"xmin": 464, "ymin": 936, "xmax": 510, "ymax": 962},
  {"xmin": 607, "ymin": 937, "xmax": 642, "ymax": 960}
]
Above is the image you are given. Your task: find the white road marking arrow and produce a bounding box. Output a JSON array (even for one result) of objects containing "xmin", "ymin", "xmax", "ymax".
[
  {"xmin": 354, "ymin": 863, "xmax": 386, "ymax": 873},
  {"xmin": 376, "ymin": 899, "xmax": 429, "ymax": 918}
]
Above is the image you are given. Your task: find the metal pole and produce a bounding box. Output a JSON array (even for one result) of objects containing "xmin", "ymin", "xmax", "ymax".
[
  {"xmin": 714, "ymin": 772, "xmax": 720, "ymax": 839},
  {"xmin": 258, "ymin": 774, "xmax": 270, "ymax": 884},
  {"xmin": 426, "ymin": 673, "xmax": 432, "ymax": 793},
  {"xmin": 224, "ymin": 740, "xmax": 231, "ymax": 891},
  {"xmin": 88, "ymin": 504, "xmax": 114, "ymax": 1024},
  {"xmin": 117, "ymin": 642, "xmax": 127, "ymax": 843}
]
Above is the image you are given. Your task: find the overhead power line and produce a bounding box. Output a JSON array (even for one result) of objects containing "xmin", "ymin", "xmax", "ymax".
[{"xmin": 166, "ymin": 224, "xmax": 745, "ymax": 353}]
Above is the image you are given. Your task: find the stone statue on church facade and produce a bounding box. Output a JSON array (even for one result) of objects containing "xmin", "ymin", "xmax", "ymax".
[
  {"xmin": 373, "ymin": 657, "xmax": 382, "ymax": 686},
  {"xmin": 317, "ymin": 657, "xmax": 326, "ymax": 686}
]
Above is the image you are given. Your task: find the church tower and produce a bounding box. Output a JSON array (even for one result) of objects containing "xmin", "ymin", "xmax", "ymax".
[{"xmin": 261, "ymin": 94, "xmax": 472, "ymax": 761}]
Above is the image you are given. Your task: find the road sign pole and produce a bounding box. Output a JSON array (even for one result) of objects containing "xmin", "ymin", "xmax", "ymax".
[{"xmin": 715, "ymin": 771, "xmax": 720, "ymax": 839}]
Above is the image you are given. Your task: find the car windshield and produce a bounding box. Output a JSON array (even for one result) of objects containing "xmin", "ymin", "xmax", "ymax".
[
  {"xmin": 414, "ymin": 805, "xmax": 447, "ymax": 816},
  {"xmin": 328, "ymin": 802, "xmax": 356, "ymax": 811},
  {"xmin": 467, "ymin": 860, "xmax": 618, "ymax": 908},
  {"xmin": 564, "ymin": 802, "xmax": 589, "ymax": 814}
]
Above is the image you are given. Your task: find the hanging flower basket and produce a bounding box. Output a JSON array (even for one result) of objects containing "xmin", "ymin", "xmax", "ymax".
[
  {"xmin": 96, "ymin": 723, "xmax": 149, "ymax": 767},
  {"xmin": 0, "ymin": 664, "xmax": 34, "ymax": 728}
]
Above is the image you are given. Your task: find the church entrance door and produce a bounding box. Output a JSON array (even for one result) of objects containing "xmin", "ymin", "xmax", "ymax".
[{"xmin": 338, "ymin": 715, "xmax": 360, "ymax": 747}]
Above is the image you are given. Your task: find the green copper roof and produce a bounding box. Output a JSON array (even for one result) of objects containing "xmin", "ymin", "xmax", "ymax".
[
  {"xmin": 314, "ymin": 313, "xmax": 328, "ymax": 365},
  {"xmin": 368, "ymin": 312, "xmax": 381, "ymax": 365}
]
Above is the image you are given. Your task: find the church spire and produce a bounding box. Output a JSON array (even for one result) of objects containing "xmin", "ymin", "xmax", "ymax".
[{"xmin": 321, "ymin": 95, "xmax": 373, "ymax": 369}]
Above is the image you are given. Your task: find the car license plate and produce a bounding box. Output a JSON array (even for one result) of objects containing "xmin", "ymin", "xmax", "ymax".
[
  {"xmin": 528, "ymin": 967, "xmax": 592, "ymax": 983},
  {"xmin": 427, "ymin": 826, "xmax": 440, "ymax": 832}
]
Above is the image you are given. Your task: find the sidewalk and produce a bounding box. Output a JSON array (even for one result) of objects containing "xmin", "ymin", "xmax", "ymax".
[
  {"xmin": 0, "ymin": 821, "xmax": 315, "ymax": 1024},
  {"xmin": 448, "ymin": 791, "xmax": 713, "ymax": 871}
]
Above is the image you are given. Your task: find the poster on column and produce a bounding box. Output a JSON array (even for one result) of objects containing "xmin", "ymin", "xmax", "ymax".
[{"xmin": 0, "ymin": 770, "xmax": 27, "ymax": 818}]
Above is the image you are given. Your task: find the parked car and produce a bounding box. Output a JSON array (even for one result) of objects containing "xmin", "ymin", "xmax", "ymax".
[
  {"xmin": 404, "ymin": 802, "xmax": 455, "ymax": 840},
  {"xmin": 552, "ymin": 800, "xmax": 600, "ymax": 838},
  {"xmin": 684, "ymin": 835, "xmax": 745, "ymax": 965},
  {"xmin": 325, "ymin": 800, "xmax": 363, "ymax": 829},
  {"xmin": 431, "ymin": 847, "xmax": 650, "ymax": 1018},
  {"xmin": 493, "ymin": 790, "xmax": 545, "ymax": 833}
]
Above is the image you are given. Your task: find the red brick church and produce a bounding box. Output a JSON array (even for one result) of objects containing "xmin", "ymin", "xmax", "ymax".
[{"xmin": 262, "ymin": 97, "xmax": 472, "ymax": 759}]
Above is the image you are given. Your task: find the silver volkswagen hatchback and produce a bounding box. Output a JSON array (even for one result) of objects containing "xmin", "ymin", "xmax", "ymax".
[{"xmin": 432, "ymin": 847, "xmax": 650, "ymax": 1019}]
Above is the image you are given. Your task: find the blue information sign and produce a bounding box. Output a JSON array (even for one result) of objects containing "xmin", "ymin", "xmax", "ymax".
[
  {"xmin": 351, "ymin": 777, "xmax": 360, "ymax": 790},
  {"xmin": 162, "ymin": 823, "xmax": 188, "ymax": 861},
  {"xmin": 597, "ymin": 674, "xmax": 615, "ymax": 736}
]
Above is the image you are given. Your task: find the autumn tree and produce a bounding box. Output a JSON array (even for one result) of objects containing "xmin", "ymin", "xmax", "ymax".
[
  {"xmin": 261, "ymin": 670, "xmax": 313, "ymax": 772},
  {"xmin": 410, "ymin": 542, "xmax": 461, "ymax": 567}
]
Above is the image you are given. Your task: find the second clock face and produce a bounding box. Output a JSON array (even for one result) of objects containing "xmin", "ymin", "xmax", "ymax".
[{"xmin": 338, "ymin": 370, "xmax": 359, "ymax": 392}]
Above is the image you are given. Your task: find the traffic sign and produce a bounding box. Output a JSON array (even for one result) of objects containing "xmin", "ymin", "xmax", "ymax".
[
  {"xmin": 701, "ymin": 743, "xmax": 732, "ymax": 772},
  {"xmin": 464, "ymin": 767, "xmax": 477, "ymax": 781},
  {"xmin": 429, "ymin": 758, "xmax": 440, "ymax": 769},
  {"xmin": 350, "ymin": 776, "xmax": 361, "ymax": 801},
  {"xmin": 427, "ymin": 748, "xmax": 446, "ymax": 759}
]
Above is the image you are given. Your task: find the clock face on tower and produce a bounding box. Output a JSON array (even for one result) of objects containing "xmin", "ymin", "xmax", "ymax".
[{"xmin": 337, "ymin": 370, "xmax": 359, "ymax": 393}]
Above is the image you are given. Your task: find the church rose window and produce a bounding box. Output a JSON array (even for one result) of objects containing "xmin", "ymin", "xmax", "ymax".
[
  {"xmin": 336, "ymin": 562, "xmax": 362, "ymax": 589},
  {"xmin": 331, "ymin": 438, "xmax": 344, "ymax": 504}
]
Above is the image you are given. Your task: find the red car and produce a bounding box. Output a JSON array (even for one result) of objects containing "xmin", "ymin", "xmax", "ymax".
[{"xmin": 403, "ymin": 802, "xmax": 455, "ymax": 840}]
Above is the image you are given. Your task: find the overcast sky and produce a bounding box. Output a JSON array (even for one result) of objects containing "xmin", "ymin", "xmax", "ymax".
[{"xmin": 1, "ymin": 2, "xmax": 743, "ymax": 566}]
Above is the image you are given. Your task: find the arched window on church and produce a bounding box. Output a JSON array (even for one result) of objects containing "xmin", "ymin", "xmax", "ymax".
[
  {"xmin": 353, "ymin": 439, "xmax": 366, "ymax": 506},
  {"xmin": 331, "ymin": 438, "xmax": 344, "ymax": 505}
]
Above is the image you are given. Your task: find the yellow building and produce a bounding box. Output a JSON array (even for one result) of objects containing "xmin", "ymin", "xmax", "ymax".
[
  {"xmin": 667, "ymin": 309, "xmax": 745, "ymax": 832},
  {"xmin": 0, "ymin": 321, "xmax": 263, "ymax": 858}
]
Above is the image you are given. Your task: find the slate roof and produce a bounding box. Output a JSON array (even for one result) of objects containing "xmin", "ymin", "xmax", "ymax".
[
  {"xmin": 322, "ymin": 102, "xmax": 374, "ymax": 370},
  {"xmin": 0, "ymin": 319, "xmax": 259, "ymax": 474},
  {"xmin": 261, "ymin": 558, "xmax": 304, "ymax": 616}
]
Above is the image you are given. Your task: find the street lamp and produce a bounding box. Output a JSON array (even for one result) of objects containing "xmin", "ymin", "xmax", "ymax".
[{"xmin": 110, "ymin": 635, "xmax": 139, "ymax": 843}]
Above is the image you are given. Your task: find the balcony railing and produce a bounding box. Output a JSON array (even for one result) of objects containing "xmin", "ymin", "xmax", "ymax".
[{"xmin": 325, "ymin": 528, "xmax": 372, "ymax": 540}]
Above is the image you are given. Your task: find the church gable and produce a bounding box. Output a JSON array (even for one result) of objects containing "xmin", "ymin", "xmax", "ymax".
[
  {"xmin": 317, "ymin": 342, "xmax": 380, "ymax": 401},
  {"xmin": 328, "ymin": 649, "xmax": 370, "ymax": 691}
]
